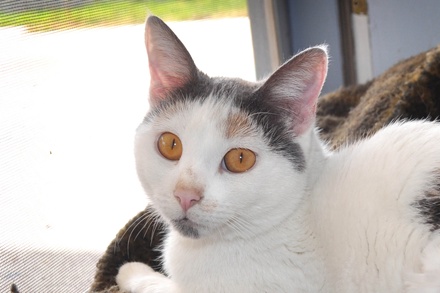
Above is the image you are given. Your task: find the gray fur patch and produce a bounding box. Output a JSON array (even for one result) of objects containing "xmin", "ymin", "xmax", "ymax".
[
  {"xmin": 171, "ymin": 218, "xmax": 200, "ymax": 239},
  {"xmin": 212, "ymin": 78, "xmax": 306, "ymax": 172},
  {"xmin": 236, "ymin": 93, "xmax": 306, "ymax": 172},
  {"xmin": 413, "ymin": 176, "xmax": 440, "ymax": 231},
  {"xmin": 145, "ymin": 75, "xmax": 306, "ymax": 172},
  {"xmin": 414, "ymin": 197, "xmax": 440, "ymax": 231}
]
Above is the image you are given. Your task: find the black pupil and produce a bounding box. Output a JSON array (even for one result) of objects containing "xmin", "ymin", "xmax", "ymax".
[
  {"xmin": 239, "ymin": 152, "xmax": 243, "ymax": 163},
  {"xmin": 171, "ymin": 138, "xmax": 176, "ymax": 150}
]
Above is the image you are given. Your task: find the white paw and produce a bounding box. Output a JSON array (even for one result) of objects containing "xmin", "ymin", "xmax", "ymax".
[
  {"xmin": 116, "ymin": 262, "xmax": 176, "ymax": 293},
  {"xmin": 116, "ymin": 262, "xmax": 155, "ymax": 292}
]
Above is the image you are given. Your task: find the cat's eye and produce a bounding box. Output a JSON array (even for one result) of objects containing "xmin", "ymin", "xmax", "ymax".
[
  {"xmin": 158, "ymin": 132, "xmax": 182, "ymax": 161},
  {"xmin": 223, "ymin": 148, "xmax": 256, "ymax": 173}
]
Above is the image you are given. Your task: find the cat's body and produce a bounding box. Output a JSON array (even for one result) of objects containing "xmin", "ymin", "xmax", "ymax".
[
  {"xmin": 311, "ymin": 121, "xmax": 440, "ymax": 292},
  {"xmin": 116, "ymin": 16, "xmax": 440, "ymax": 292}
]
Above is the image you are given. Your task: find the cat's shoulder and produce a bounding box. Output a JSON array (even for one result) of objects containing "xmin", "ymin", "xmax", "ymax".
[
  {"xmin": 335, "ymin": 120, "xmax": 440, "ymax": 160},
  {"xmin": 368, "ymin": 120, "xmax": 440, "ymax": 144},
  {"xmin": 315, "ymin": 120, "xmax": 440, "ymax": 205}
]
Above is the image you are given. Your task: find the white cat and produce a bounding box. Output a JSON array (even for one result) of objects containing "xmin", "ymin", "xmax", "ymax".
[{"xmin": 116, "ymin": 16, "xmax": 440, "ymax": 293}]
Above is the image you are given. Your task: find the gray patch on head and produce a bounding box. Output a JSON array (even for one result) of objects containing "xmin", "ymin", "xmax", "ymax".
[
  {"xmin": 209, "ymin": 78, "xmax": 306, "ymax": 172},
  {"xmin": 235, "ymin": 95, "xmax": 306, "ymax": 172},
  {"xmin": 144, "ymin": 75, "xmax": 306, "ymax": 172},
  {"xmin": 171, "ymin": 218, "xmax": 200, "ymax": 238}
]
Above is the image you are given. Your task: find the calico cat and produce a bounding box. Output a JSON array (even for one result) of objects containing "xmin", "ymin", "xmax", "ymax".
[{"xmin": 116, "ymin": 16, "xmax": 440, "ymax": 292}]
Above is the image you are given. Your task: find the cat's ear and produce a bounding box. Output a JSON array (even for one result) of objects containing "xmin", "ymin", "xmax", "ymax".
[
  {"xmin": 145, "ymin": 16, "xmax": 198, "ymax": 107},
  {"xmin": 259, "ymin": 46, "xmax": 328, "ymax": 136}
]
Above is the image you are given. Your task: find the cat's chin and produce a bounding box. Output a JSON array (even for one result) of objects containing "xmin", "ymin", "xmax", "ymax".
[{"xmin": 171, "ymin": 217, "xmax": 201, "ymax": 239}]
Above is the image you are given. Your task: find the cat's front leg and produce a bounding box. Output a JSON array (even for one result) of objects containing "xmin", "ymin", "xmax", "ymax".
[{"xmin": 116, "ymin": 262, "xmax": 178, "ymax": 293}]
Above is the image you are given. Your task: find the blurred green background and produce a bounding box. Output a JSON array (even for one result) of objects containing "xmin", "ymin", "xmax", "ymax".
[{"xmin": 0, "ymin": 0, "xmax": 247, "ymax": 32}]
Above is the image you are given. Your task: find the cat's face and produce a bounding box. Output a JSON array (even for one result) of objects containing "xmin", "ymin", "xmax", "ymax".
[
  {"xmin": 136, "ymin": 91, "xmax": 309, "ymax": 240},
  {"xmin": 135, "ymin": 16, "xmax": 328, "ymax": 240}
]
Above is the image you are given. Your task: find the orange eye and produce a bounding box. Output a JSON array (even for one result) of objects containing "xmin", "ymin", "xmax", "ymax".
[
  {"xmin": 158, "ymin": 132, "xmax": 182, "ymax": 161},
  {"xmin": 223, "ymin": 148, "xmax": 256, "ymax": 173}
]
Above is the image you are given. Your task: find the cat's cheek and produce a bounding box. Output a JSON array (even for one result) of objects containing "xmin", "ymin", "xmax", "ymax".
[
  {"xmin": 199, "ymin": 200, "xmax": 218, "ymax": 213},
  {"xmin": 233, "ymin": 153, "xmax": 303, "ymax": 223},
  {"xmin": 135, "ymin": 131, "xmax": 180, "ymax": 213}
]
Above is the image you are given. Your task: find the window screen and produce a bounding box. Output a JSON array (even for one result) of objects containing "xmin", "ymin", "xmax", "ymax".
[{"xmin": 0, "ymin": 1, "xmax": 253, "ymax": 292}]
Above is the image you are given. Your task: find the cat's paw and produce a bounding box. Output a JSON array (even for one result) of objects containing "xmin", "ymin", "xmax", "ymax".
[
  {"xmin": 116, "ymin": 262, "xmax": 154, "ymax": 289},
  {"xmin": 116, "ymin": 262, "xmax": 176, "ymax": 293}
]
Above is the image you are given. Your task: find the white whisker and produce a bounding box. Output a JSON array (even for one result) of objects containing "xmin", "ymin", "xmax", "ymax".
[{"xmin": 113, "ymin": 212, "xmax": 149, "ymax": 254}]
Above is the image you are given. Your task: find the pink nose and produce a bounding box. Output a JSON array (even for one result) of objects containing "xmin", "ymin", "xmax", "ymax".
[{"xmin": 174, "ymin": 189, "xmax": 202, "ymax": 212}]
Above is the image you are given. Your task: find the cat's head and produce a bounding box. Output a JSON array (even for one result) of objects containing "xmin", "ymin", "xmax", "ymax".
[{"xmin": 135, "ymin": 16, "xmax": 328, "ymax": 240}]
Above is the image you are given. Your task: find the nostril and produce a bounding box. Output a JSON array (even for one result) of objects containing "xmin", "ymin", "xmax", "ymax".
[{"xmin": 174, "ymin": 188, "xmax": 202, "ymax": 212}]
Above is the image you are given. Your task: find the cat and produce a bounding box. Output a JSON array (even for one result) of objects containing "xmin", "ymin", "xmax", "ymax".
[{"xmin": 115, "ymin": 15, "xmax": 440, "ymax": 293}]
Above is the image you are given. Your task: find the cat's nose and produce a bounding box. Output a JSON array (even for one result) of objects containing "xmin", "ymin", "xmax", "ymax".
[{"xmin": 174, "ymin": 188, "xmax": 202, "ymax": 212}]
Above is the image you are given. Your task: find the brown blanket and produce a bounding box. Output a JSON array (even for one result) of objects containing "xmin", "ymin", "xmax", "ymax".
[{"xmin": 87, "ymin": 45, "xmax": 440, "ymax": 293}]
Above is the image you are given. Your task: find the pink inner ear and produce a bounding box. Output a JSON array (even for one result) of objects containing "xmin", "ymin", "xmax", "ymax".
[
  {"xmin": 260, "ymin": 46, "xmax": 328, "ymax": 137},
  {"xmin": 149, "ymin": 64, "xmax": 167, "ymax": 101},
  {"xmin": 145, "ymin": 18, "xmax": 196, "ymax": 107},
  {"xmin": 291, "ymin": 99, "xmax": 317, "ymax": 136},
  {"xmin": 148, "ymin": 62, "xmax": 188, "ymax": 104},
  {"xmin": 292, "ymin": 62, "xmax": 327, "ymax": 136}
]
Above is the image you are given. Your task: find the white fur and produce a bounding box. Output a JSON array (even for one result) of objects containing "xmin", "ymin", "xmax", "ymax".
[
  {"xmin": 116, "ymin": 16, "xmax": 440, "ymax": 293},
  {"xmin": 310, "ymin": 121, "xmax": 440, "ymax": 292},
  {"xmin": 117, "ymin": 94, "xmax": 440, "ymax": 292}
]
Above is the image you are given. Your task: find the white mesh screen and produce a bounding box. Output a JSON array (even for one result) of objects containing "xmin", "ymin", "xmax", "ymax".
[{"xmin": 0, "ymin": 1, "xmax": 253, "ymax": 291}]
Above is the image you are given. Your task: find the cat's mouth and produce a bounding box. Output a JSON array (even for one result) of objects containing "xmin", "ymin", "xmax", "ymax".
[{"xmin": 171, "ymin": 217, "xmax": 200, "ymax": 239}]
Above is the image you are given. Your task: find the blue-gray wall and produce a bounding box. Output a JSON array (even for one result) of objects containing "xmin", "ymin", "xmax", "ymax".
[
  {"xmin": 288, "ymin": 0, "xmax": 344, "ymax": 94},
  {"xmin": 368, "ymin": 0, "xmax": 440, "ymax": 76}
]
